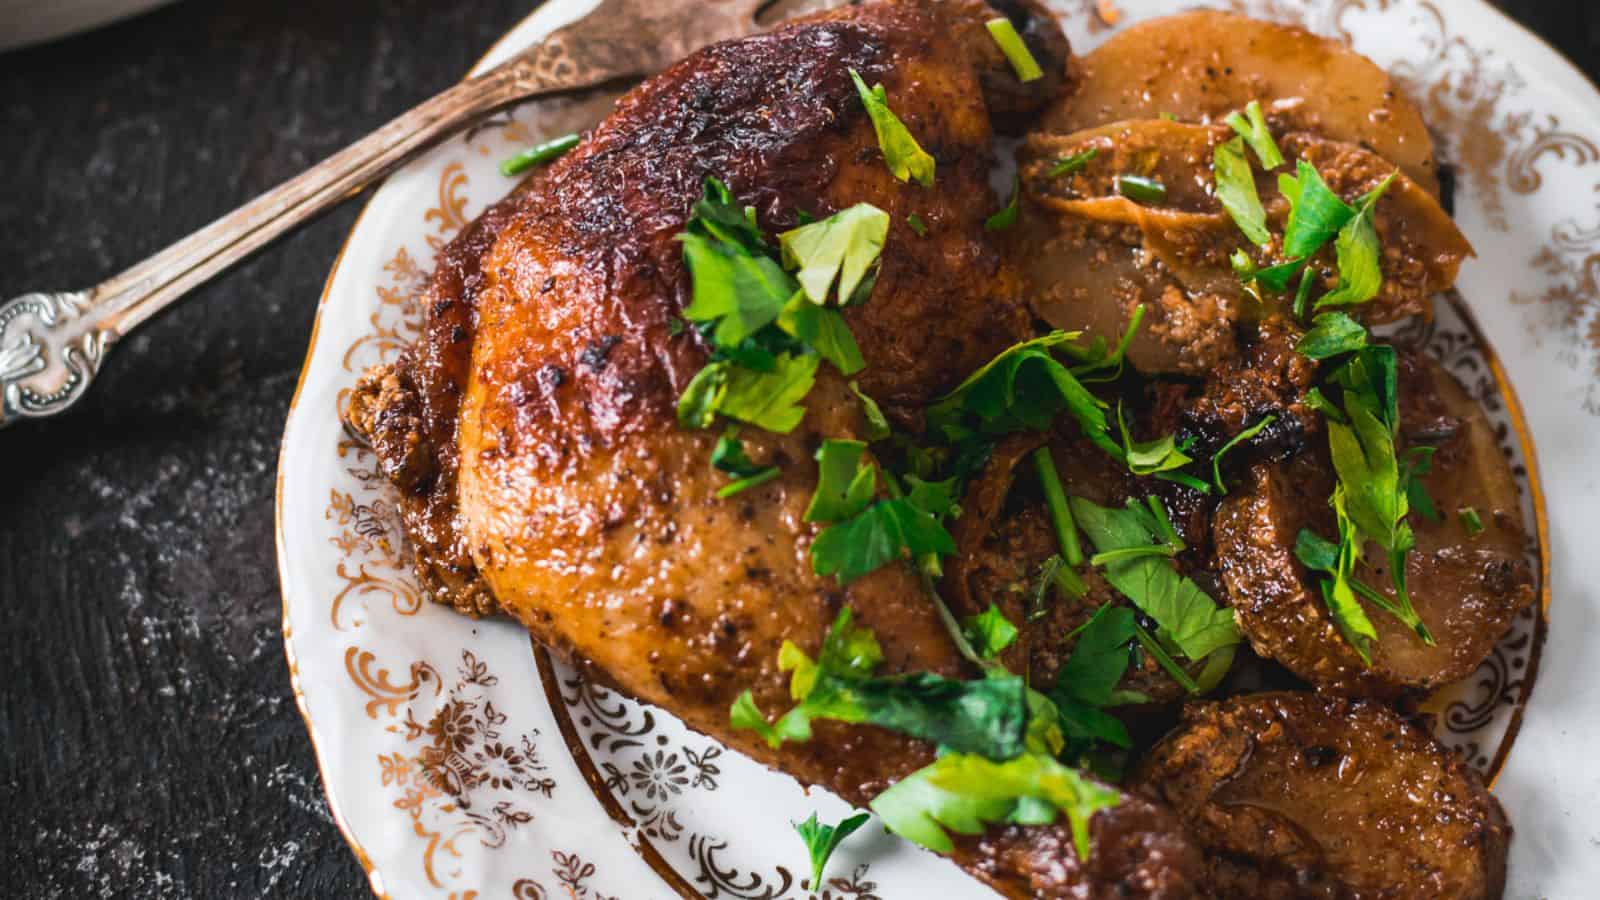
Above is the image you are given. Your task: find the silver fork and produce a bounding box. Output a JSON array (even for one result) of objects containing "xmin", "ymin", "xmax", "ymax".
[{"xmin": 0, "ymin": 0, "xmax": 773, "ymax": 428}]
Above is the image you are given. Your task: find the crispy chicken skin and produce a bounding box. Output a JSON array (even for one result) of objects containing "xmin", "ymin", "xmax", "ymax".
[
  {"xmin": 351, "ymin": 2, "xmax": 1206, "ymax": 896},
  {"xmin": 1132, "ymin": 692, "xmax": 1510, "ymax": 899}
]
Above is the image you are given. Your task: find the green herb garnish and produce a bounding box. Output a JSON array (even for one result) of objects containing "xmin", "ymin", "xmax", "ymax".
[
  {"xmin": 1459, "ymin": 506, "xmax": 1485, "ymax": 537},
  {"xmin": 985, "ymin": 175, "xmax": 1022, "ymax": 232},
  {"xmin": 1033, "ymin": 448, "xmax": 1084, "ymax": 567},
  {"xmin": 1296, "ymin": 312, "xmax": 1369, "ymax": 359},
  {"xmin": 1117, "ymin": 174, "xmax": 1167, "ymax": 204},
  {"xmin": 906, "ymin": 213, "xmax": 928, "ymax": 236},
  {"xmin": 498, "ymin": 132, "xmax": 580, "ymax": 176},
  {"xmin": 1116, "ymin": 403, "xmax": 1195, "ymax": 477},
  {"xmin": 850, "ymin": 68, "xmax": 935, "ymax": 187},
  {"xmin": 870, "ymin": 751, "xmax": 1121, "ymax": 859},
  {"xmin": 1225, "ymin": 100, "xmax": 1285, "ymax": 169},
  {"xmin": 963, "ymin": 605, "xmax": 1021, "ymax": 659},
  {"xmin": 794, "ymin": 812, "xmax": 871, "ymax": 891},
  {"xmin": 1214, "ymin": 136, "xmax": 1271, "ymax": 246},
  {"xmin": 1280, "ymin": 160, "xmax": 1357, "ymax": 259},
  {"xmin": 1210, "ymin": 415, "xmax": 1276, "ymax": 494},
  {"xmin": 1070, "ymin": 497, "xmax": 1241, "ymax": 685},
  {"xmin": 776, "ymin": 292, "xmax": 865, "ymax": 375},
  {"xmin": 779, "ymin": 203, "xmax": 889, "ymax": 307},
  {"xmin": 1315, "ymin": 173, "xmax": 1397, "ymax": 309},
  {"xmin": 1048, "ymin": 147, "xmax": 1099, "ymax": 178},
  {"xmin": 850, "ymin": 380, "xmax": 892, "ymax": 441},
  {"xmin": 985, "ymin": 17, "xmax": 1044, "ymax": 82},
  {"xmin": 731, "ymin": 609, "xmax": 1030, "ymax": 758}
]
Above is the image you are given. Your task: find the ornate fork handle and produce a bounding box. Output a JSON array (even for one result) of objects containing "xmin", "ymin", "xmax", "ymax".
[{"xmin": 0, "ymin": 32, "xmax": 614, "ymax": 428}]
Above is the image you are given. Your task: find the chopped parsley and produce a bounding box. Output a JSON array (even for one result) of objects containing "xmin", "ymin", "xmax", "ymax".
[
  {"xmin": 1116, "ymin": 403, "xmax": 1195, "ymax": 477},
  {"xmin": 1281, "ymin": 160, "xmax": 1357, "ymax": 260},
  {"xmin": 1296, "ymin": 311, "xmax": 1369, "ymax": 359},
  {"xmin": 985, "ymin": 17, "xmax": 1044, "ymax": 82},
  {"xmin": 729, "ymin": 609, "xmax": 1030, "ymax": 759},
  {"xmin": 1214, "ymin": 135, "xmax": 1271, "ymax": 246},
  {"xmin": 1070, "ymin": 496, "xmax": 1241, "ymax": 689},
  {"xmin": 1049, "ymin": 604, "xmax": 1139, "ymax": 751},
  {"xmin": 1116, "ymin": 174, "xmax": 1167, "ymax": 204},
  {"xmin": 1225, "ymin": 100, "xmax": 1285, "ymax": 169},
  {"xmin": 963, "ymin": 605, "xmax": 1021, "ymax": 659},
  {"xmin": 677, "ymin": 353, "xmax": 820, "ymax": 433},
  {"xmin": 1459, "ymin": 506, "xmax": 1486, "ymax": 537},
  {"xmin": 906, "ymin": 213, "xmax": 928, "ymax": 236},
  {"xmin": 1210, "ymin": 415, "xmax": 1277, "ymax": 494},
  {"xmin": 1048, "ymin": 147, "xmax": 1099, "ymax": 178},
  {"xmin": 850, "ymin": 68, "xmax": 935, "ymax": 187},
  {"xmin": 711, "ymin": 427, "xmax": 781, "ymax": 497},
  {"xmin": 985, "ymin": 175, "xmax": 1022, "ymax": 231},
  {"xmin": 794, "ymin": 812, "xmax": 870, "ymax": 890},
  {"xmin": 850, "ymin": 380, "xmax": 892, "ymax": 441},
  {"xmin": 804, "ymin": 440, "xmax": 957, "ymax": 583},
  {"xmin": 1315, "ymin": 173, "xmax": 1397, "ymax": 309},
  {"xmin": 498, "ymin": 132, "xmax": 579, "ymax": 176},
  {"xmin": 1033, "ymin": 448, "xmax": 1084, "ymax": 567},
  {"xmin": 779, "ymin": 203, "xmax": 889, "ymax": 307},
  {"xmin": 870, "ymin": 751, "xmax": 1121, "ymax": 859}
]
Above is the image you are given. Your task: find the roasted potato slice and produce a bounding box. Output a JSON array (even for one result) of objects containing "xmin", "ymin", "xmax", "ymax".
[
  {"xmin": 1213, "ymin": 351, "xmax": 1534, "ymax": 696},
  {"xmin": 1132, "ymin": 692, "xmax": 1509, "ymax": 899},
  {"xmin": 1042, "ymin": 10, "xmax": 1440, "ymax": 195},
  {"xmin": 1011, "ymin": 120, "xmax": 1471, "ymax": 375}
]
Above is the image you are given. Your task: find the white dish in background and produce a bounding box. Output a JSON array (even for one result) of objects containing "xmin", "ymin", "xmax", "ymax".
[
  {"xmin": 0, "ymin": 0, "xmax": 177, "ymax": 52},
  {"xmin": 277, "ymin": 1, "xmax": 1600, "ymax": 896}
]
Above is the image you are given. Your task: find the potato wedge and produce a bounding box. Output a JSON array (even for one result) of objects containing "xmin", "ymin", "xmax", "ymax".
[
  {"xmin": 1132, "ymin": 692, "xmax": 1510, "ymax": 899},
  {"xmin": 1012, "ymin": 120, "xmax": 1471, "ymax": 375},
  {"xmin": 1212, "ymin": 351, "xmax": 1534, "ymax": 696},
  {"xmin": 1043, "ymin": 10, "xmax": 1440, "ymax": 195}
]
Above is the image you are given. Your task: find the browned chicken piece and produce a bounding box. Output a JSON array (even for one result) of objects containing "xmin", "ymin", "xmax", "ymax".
[
  {"xmin": 351, "ymin": 1, "xmax": 1208, "ymax": 896},
  {"xmin": 1040, "ymin": 10, "xmax": 1441, "ymax": 195},
  {"xmin": 1010, "ymin": 120, "xmax": 1471, "ymax": 375},
  {"xmin": 1132, "ymin": 692, "xmax": 1510, "ymax": 899},
  {"xmin": 1213, "ymin": 351, "xmax": 1534, "ymax": 697}
]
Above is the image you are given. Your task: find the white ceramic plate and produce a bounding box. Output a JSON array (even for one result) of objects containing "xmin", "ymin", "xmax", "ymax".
[
  {"xmin": 277, "ymin": 1, "xmax": 1600, "ymax": 896},
  {"xmin": 0, "ymin": 0, "xmax": 178, "ymax": 52}
]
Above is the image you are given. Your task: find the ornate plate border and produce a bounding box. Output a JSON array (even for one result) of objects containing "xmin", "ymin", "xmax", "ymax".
[{"xmin": 277, "ymin": 1, "xmax": 1600, "ymax": 897}]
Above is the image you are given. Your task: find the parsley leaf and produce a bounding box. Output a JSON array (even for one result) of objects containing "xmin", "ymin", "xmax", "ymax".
[
  {"xmin": 985, "ymin": 175, "xmax": 1022, "ymax": 232},
  {"xmin": 734, "ymin": 610, "xmax": 1030, "ymax": 758},
  {"xmin": 1047, "ymin": 604, "xmax": 1138, "ymax": 752},
  {"xmin": 850, "ymin": 380, "xmax": 892, "ymax": 441},
  {"xmin": 1214, "ymin": 136, "xmax": 1271, "ymax": 246},
  {"xmin": 1459, "ymin": 506, "xmax": 1485, "ymax": 537},
  {"xmin": 1295, "ymin": 514, "xmax": 1381, "ymax": 663},
  {"xmin": 1296, "ymin": 311, "xmax": 1369, "ymax": 359},
  {"xmin": 1117, "ymin": 403, "xmax": 1195, "ymax": 476},
  {"xmin": 1280, "ymin": 160, "xmax": 1357, "ymax": 260},
  {"xmin": 850, "ymin": 68, "xmax": 935, "ymax": 187},
  {"xmin": 779, "ymin": 203, "xmax": 889, "ymax": 307},
  {"xmin": 794, "ymin": 812, "xmax": 871, "ymax": 891},
  {"xmin": 870, "ymin": 752, "xmax": 1121, "ymax": 859},
  {"xmin": 1225, "ymin": 100, "xmax": 1285, "ymax": 169},
  {"xmin": 806, "ymin": 439, "xmax": 878, "ymax": 523},
  {"xmin": 680, "ymin": 230, "xmax": 795, "ymax": 347},
  {"xmin": 1315, "ymin": 172, "xmax": 1398, "ymax": 309},
  {"xmin": 711, "ymin": 427, "xmax": 781, "ymax": 497},
  {"xmin": 1048, "ymin": 147, "xmax": 1099, "ymax": 178},
  {"xmin": 1117, "ymin": 174, "xmax": 1167, "ymax": 204},
  {"xmin": 964, "ymin": 605, "xmax": 1020, "ymax": 659},
  {"xmin": 985, "ymin": 17, "xmax": 1043, "ymax": 82},
  {"xmin": 716, "ymin": 352, "xmax": 820, "ymax": 433},
  {"xmin": 776, "ymin": 292, "xmax": 865, "ymax": 376},
  {"xmin": 810, "ymin": 493, "xmax": 957, "ymax": 584},
  {"xmin": 906, "ymin": 213, "xmax": 928, "ymax": 236},
  {"xmin": 499, "ymin": 132, "xmax": 580, "ymax": 176},
  {"xmin": 1210, "ymin": 415, "xmax": 1276, "ymax": 494},
  {"xmin": 926, "ymin": 331, "xmax": 1115, "ymax": 456},
  {"xmin": 1070, "ymin": 497, "xmax": 1241, "ymax": 670}
]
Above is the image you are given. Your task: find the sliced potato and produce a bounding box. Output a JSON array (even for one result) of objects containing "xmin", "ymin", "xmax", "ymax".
[
  {"xmin": 1043, "ymin": 9, "xmax": 1440, "ymax": 195},
  {"xmin": 1212, "ymin": 351, "xmax": 1534, "ymax": 696},
  {"xmin": 1011, "ymin": 120, "xmax": 1471, "ymax": 375},
  {"xmin": 1132, "ymin": 692, "xmax": 1510, "ymax": 899}
]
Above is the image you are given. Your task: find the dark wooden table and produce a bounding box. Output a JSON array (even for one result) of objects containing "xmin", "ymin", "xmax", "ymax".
[{"xmin": 1, "ymin": 1, "xmax": 1595, "ymax": 896}]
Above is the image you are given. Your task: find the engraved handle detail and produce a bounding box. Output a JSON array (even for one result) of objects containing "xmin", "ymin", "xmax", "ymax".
[{"xmin": 0, "ymin": 291, "xmax": 110, "ymax": 425}]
